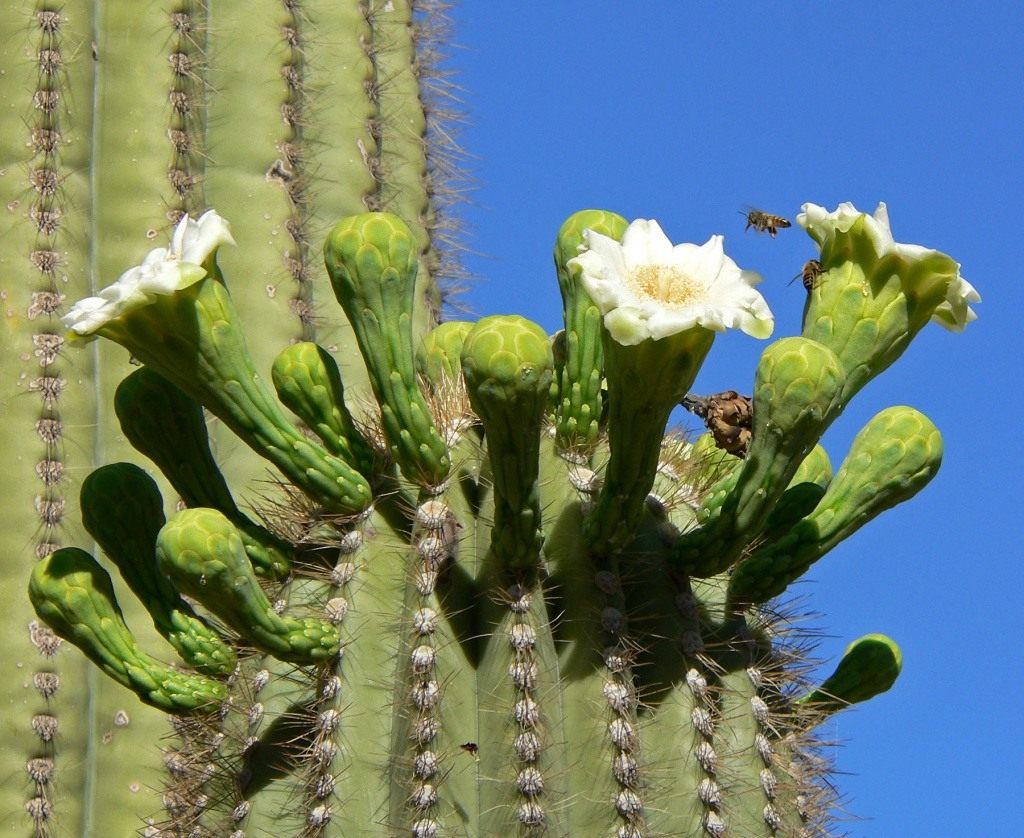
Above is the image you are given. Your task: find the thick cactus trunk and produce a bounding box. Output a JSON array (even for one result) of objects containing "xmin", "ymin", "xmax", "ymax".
[{"xmin": 0, "ymin": 2, "xmax": 453, "ymax": 833}]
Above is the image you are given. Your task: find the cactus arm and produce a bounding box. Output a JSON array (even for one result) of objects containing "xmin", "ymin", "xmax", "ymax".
[
  {"xmin": 541, "ymin": 448, "xmax": 639, "ymax": 835},
  {"xmin": 458, "ymin": 315, "xmax": 569, "ymax": 831},
  {"xmin": 0, "ymin": 4, "xmax": 185, "ymax": 832},
  {"xmin": 362, "ymin": 0, "xmax": 448, "ymax": 326},
  {"xmin": 713, "ymin": 658, "xmax": 808, "ymax": 835}
]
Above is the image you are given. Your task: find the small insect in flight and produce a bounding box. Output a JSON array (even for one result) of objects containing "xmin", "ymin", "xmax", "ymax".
[
  {"xmin": 741, "ymin": 208, "xmax": 791, "ymax": 238},
  {"xmin": 790, "ymin": 259, "xmax": 824, "ymax": 291}
]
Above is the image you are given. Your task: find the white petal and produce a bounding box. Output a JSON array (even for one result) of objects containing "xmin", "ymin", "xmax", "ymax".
[
  {"xmin": 61, "ymin": 296, "xmax": 110, "ymax": 334},
  {"xmin": 61, "ymin": 210, "xmax": 233, "ymax": 337},
  {"xmin": 675, "ymin": 236, "xmax": 725, "ymax": 289},
  {"xmin": 580, "ymin": 229, "xmax": 629, "ymax": 279},
  {"xmin": 799, "ymin": 200, "xmax": 979, "ymax": 332},
  {"xmin": 604, "ymin": 306, "xmax": 651, "ymax": 346},
  {"xmin": 872, "ymin": 202, "xmax": 892, "ymax": 234},
  {"xmin": 621, "ymin": 219, "xmax": 674, "ymax": 266},
  {"xmin": 180, "ymin": 210, "xmax": 235, "ymax": 263},
  {"xmin": 931, "ymin": 271, "xmax": 981, "ymax": 332},
  {"xmin": 169, "ymin": 212, "xmax": 192, "ymax": 257}
]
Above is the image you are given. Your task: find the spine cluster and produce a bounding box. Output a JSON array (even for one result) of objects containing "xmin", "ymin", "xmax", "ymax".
[
  {"xmin": 23, "ymin": 9, "xmax": 70, "ymax": 833},
  {"xmin": 167, "ymin": 2, "xmax": 207, "ymax": 220}
]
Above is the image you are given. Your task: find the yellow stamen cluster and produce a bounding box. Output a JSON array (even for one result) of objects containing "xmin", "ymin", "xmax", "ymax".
[{"xmin": 629, "ymin": 265, "xmax": 703, "ymax": 308}]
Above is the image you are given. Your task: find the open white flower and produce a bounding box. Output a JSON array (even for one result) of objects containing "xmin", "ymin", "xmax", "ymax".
[
  {"xmin": 797, "ymin": 201, "xmax": 979, "ymax": 331},
  {"xmin": 568, "ymin": 219, "xmax": 773, "ymax": 346},
  {"xmin": 62, "ymin": 210, "xmax": 234, "ymax": 336}
]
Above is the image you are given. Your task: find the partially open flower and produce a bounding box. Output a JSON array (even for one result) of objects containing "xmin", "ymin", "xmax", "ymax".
[
  {"xmin": 62, "ymin": 210, "xmax": 234, "ymax": 338},
  {"xmin": 797, "ymin": 201, "xmax": 979, "ymax": 332},
  {"xmin": 568, "ymin": 219, "xmax": 773, "ymax": 346},
  {"xmin": 931, "ymin": 271, "xmax": 980, "ymax": 332}
]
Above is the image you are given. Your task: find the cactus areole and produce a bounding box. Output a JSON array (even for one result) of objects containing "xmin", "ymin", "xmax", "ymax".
[{"xmin": 2, "ymin": 4, "xmax": 980, "ymax": 836}]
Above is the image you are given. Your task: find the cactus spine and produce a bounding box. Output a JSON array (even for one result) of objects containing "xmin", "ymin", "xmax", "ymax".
[{"xmin": 2, "ymin": 6, "xmax": 977, "ymax": 838}]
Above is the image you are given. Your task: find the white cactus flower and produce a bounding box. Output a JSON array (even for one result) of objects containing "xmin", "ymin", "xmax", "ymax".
[
  {"xmin": 797, "ymin": 201, "xmax": 979, "ymax": 332},
  {"xmin": 62, "ymin": 210, "xmax": 234, "ymax": 336},
  {"xmin": 568, "ymin": 219, "xmax": 774, "ymax": 346}
]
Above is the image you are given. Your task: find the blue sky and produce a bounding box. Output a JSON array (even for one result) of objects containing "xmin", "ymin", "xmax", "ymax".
[{"xmin": 446, "ymin": 3, "xmax": 1023, "ymax": 834}]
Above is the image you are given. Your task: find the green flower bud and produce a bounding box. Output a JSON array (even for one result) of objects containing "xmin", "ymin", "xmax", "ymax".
[
  {"xmin": 677, "ymin": 337, "xmax": 845, "ymax": 577},
  {"xmin": 115, "ymin": 368, "xmax": 293, "ymax": 578},
  {"xmin": 461, "ymin": 315, "xmax": 553, "ymax": 571},
  {"xmin": 417, "ymin": 320, "xmax": 474, "ymax": 386},
  {"xmin": 797, "ymin": 634, "xmax": 902, "ymax": 715},
  {"xmin": 792, "ymin": 443, "xmax": 833, "ymax": 487},
  {"xmin": 157, "ymin": 509, "xmax": 340, "ymax": 664},
  {"xmin": 553, "ymin": 209, "xmax": 628, "ymax": 452},
  {"xmin": 728, "ymin": 406, "xmax": 943, "ymax": 605},
  {"xmin": 324, "ymin": 212, "xmax": 450, "ymax": 487},
  {"xmin": 81, "ymin": 464, "xmax": 236, "ymax": 676},
  {"xmin": 798, "ymin": 202, "xmax": 979, "ymax": 406},
  {"xmin": 271, "ymin": 341, "xmax": 375, "ymax": 477},
  {"xmin": 29, "ymin": 548, "xmax": 228, "ymax": 714}
]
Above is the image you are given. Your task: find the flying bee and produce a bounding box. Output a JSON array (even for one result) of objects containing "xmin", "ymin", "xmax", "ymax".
[
  {"xmin": 790, "ymin": 259, "xmax": 824, "ymax": 291},
  {"xmin": 741, "ymin": 208, "xmax": 791, "ymax": 238}
]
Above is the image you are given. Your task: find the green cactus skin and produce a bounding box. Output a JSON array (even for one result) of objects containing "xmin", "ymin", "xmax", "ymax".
[
  {"xmin": 0, "ymin": 1, "xmax": 461, "ymax": 833},
  {"xmin": 3, "ymin": 4, "xmax": 971, "ymax": 838}
]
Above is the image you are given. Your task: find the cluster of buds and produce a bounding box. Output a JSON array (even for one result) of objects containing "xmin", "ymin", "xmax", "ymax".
[{"xmin": 29, "ymin": 200, "xmax": 977, "ymax": 836}]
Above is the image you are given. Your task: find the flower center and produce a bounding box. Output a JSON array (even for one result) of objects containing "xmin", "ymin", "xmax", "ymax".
[{"xmin": 628, "ymin": 264, "xmax": 704, "ymax": 309}]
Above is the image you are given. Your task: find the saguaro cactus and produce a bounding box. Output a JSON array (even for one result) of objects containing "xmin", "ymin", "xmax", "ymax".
[{"xmin": 1, "ymin": 5, "xmax": 979, "ymax": 838}]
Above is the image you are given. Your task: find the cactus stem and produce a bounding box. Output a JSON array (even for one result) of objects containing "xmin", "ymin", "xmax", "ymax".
[{"xmin": 14, "ymin": 6, "xmax": 79, "ymax": 831}]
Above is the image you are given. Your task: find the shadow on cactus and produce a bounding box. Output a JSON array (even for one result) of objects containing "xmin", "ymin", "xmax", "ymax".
[{"xmin": 32, "ymin": 204, "xmax": 978, "ymax": 836}]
